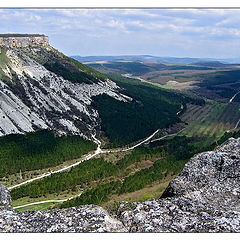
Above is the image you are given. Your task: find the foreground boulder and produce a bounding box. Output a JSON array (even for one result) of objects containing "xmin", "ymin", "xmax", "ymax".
[
  {"xmin": 0, "ymin": 203, "xmax": 126, "ymax": 232},
  {"xmin": 117, "ymin": 137, "xmax": 240, "ymax": 232},
  {"xmin": 0, "ymin": 137, "xmax": 240, "ymax": 232}
]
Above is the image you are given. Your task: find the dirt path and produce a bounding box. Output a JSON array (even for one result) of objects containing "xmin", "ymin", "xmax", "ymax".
[
  {"xmin": 229, "ymin": 91, "xmax": 240, "ymax": 103},
  {"xmin": 8, "ymin": 130, "xmax": 160, "ymax": 190},
  {"xmin": 13, "ymin": 193, "xmax": 82, "ymax": 210},
  {"xmin": 229, "ymin": 91, "xmax": 240, "ymax": 129}
]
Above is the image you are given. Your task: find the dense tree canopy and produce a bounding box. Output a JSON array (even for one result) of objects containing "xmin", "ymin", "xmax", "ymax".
[
  {"xmin": 0, "ymin": 130, "xmax": 96, "ymax": 178},
  {"xmin": 92, "ymin": 73, "xmax": 204, "ymax": 147}
]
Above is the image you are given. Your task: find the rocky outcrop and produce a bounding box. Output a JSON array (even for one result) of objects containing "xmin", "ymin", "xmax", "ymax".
[
  {"xmin": 0, "ymin": 34, "xmax": 49, "ymax": 48},
  {"xmin": 0, "ymin": 184, "xmax": 126, "ymax": 232},
  {"xmin": 0, "ymin": 185, "xmax": 12, "ymax": 209},
  {"xmin": 117, "ymin": 137, "xmax": 240, "ymax": 232},
  {"xmin": 0, "ymin": 137, "xmax": 240, "ymax": 232},
  {"xmin": 0, "ymin": 204, "xmax": 126, "ymax": 232}
]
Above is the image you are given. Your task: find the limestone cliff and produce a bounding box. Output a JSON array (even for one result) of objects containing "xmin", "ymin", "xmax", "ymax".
[
  {"xmin": 0, "ymin": 137, "xmax": 240, "ymax": 232},
  {"xmin": 0, "ymin": 34, "xmax": 49, "ymax": 48},
  {"xmin": 0, "ymin": 34, "xmax": 132, "ymax": 139}
]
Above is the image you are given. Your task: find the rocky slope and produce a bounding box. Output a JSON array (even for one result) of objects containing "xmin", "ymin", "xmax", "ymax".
[
  {"xmin": 0, "ymin": 137, "xmax": 240, "ymax": 232},
  {"xmin": 0, "ymin": 34, "xmax": 132, "ymax": 139}
]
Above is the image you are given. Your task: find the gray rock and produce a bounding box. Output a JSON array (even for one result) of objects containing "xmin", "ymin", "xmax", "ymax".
[
  {"xmin": 117, "ymin": 137, "xmax": 240, "ymax": 232},
  {"xmin": 0, "ymin": 205, "xmax": 126, "ymax": 232},
  {"xmin": 0, "ymin": 185, "xmax": 12, "ymax": 209}
]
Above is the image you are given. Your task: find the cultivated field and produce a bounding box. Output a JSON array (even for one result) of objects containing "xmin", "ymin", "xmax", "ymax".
[
  {"xmin": 180, "ymin": 102, "xmax": 240, "ymax": 146},
  {"xmin": 141, "ymin": 69, "xmax": 228, "ymax": 87}
]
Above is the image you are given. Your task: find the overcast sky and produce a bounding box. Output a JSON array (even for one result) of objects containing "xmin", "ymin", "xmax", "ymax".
[{"xmin": 1, "ymin": 8, "xmax": 240, "ymax": 58}]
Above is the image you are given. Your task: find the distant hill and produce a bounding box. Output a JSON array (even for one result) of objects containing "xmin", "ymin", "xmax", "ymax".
[
  {"xmin": 71, "ymin": 55, "xmax": 208, "ymax": 64},
  {"xmin": 72, "ymin": 55, "xmax": 240, "ymax": 65},
  {"xmin": 191, "ymin": 61, "xmax": 230, "ymax": 68},
  {"xmin": 86, "ymin": 61, "xmax": 215, "ymax": 76}
]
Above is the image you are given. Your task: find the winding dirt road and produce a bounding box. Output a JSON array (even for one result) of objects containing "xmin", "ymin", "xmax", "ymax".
[
  {"xmin": 229, "ymin": 91, "xmax": 240, "ymax": 129},
  {"xmin": 11, "ymin": 130, "xmax": 161, "ymax": 209},
  {"xmin": 229, "ymin": 91, "xmax": 240, "ymax": 103},
  {"xmin": 8, "ymin": 129, "xmax": 160, "ymax": 191}
]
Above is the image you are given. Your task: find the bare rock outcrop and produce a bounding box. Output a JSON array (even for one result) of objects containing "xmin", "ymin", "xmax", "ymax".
[
  {"xmin": 0, "ymin": 185, "xmax": 12, "ymax": 209},
  {"xmin": 0, "ymin": 186, "xmax": 126, "ymax": 233},
  {"xmin": 0, "ymin": 34, "xmax": 49, "ymax": 48},
  {"xmin": 117, "ymin": 137, "xmax": 240, "ymax": 232}
]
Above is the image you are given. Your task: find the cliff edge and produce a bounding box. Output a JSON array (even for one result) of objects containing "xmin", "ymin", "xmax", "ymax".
[
  {"xmin": 0, "ymin": 34, "xmax": 131, "ymax": 139},
  {"xmin": 0, "ymin": 137, "xmax": 240, "ymax": 232},
  {"xmin": 0, "ymin": 34, "xmax": 49, "ymax": 48}
]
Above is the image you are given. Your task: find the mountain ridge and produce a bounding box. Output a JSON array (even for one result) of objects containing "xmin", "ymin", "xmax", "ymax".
[
  {"xmin": 0, "ymin": 34, "xmax": 198, "ymax": 147},
  {"xmin": 0, "ymin": 34, "xmax": 132, "ymax": 140},
  {"xmin": 72, "ymin": 55, "xmax": 240, "ymax": 64}
]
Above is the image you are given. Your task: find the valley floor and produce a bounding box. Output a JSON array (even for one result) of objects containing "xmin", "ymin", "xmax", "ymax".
[{"xmin": 10, "ymin": 98, "xmax": 240, "ymax": 211}]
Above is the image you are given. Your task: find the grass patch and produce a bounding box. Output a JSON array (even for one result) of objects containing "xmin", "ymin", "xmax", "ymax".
[{"xmin": 15, "ymin": 202, "xmax": 58, "ymax": 211}]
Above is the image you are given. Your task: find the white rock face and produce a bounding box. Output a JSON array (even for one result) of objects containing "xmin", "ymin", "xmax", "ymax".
[
  {"xmin": 0, "ymin": 48, "xmax": 132, "ymax": 139},
  {"xmin": 0, "ymin": 81, "xmax": 48, "ymax": 136}
]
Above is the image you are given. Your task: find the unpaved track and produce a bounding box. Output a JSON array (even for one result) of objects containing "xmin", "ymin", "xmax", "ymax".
[
  {"xmin": 229, "ymin": 91, "xmax": 240, "ymax": 103},
  {"xmin": 8, "ymin": 130, "xmax": 160, "ymax": 190},
  {"xmin": 229, "ymin": 91, "xmax": 240, "ymax": 129},
  {"xmin": 13, "ymin": 193, "xmax": 82, "ymax": 210}
]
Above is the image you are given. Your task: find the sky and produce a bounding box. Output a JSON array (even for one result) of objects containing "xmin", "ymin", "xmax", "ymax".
[{"xmin": 1, "ymin": 8, "xmax": 240, "ymax": 58}]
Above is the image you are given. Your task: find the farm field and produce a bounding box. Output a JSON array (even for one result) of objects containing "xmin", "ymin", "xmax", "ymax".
[
  {"xmin": 141, "ymin": 69, "xmax": 226, "ymax": 85},
  {"xmin": 180, "ymin": 102, "xmax": 240, "ymax": 146}
]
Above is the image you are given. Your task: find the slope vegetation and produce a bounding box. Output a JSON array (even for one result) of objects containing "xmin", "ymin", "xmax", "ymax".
[
  {"xmin": 92, "ymin": 73, "xmax": 204, "ymax": 147},
  {"xmin": 0, "ymin": 130, "xmax": 96, "ymax": 178}
]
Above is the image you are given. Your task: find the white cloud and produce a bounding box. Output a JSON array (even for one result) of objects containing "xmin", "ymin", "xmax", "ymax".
[{"xmin": 1, "ymin": 8, "xmax": 240, "ymax": 57}]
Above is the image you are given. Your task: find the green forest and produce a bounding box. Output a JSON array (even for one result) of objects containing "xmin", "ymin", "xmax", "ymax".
[
  {"xmin": 44, "ymin": 61, "xmax": 100, "ymax": 84},
  {"xmin": 11, "ymin": 135, "xmax": 209, "ymax": 208},
  {"xmin": 92, "ymin": 73, "xmax": 205, "ymax": 147},
  {"xmin": 59, "ymin": 136, "xmax": 208, "ymax": 208},
  {"xmin": 199, "ymin": 70, "xmax": 240, "ymax": 99},
  {"xmin": 0, "ymin": 130, "xmax": 96, "ymax": 178}
]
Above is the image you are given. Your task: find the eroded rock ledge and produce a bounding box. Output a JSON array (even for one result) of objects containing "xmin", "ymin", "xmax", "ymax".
[{"xmin": 0, "ymin": 137, "xmax": 240, "ymax": 232}]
